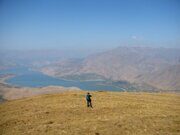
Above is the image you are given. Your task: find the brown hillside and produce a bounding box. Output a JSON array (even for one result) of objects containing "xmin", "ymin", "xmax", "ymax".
[
  {"xmin": 40, "ymin": 47, "xmax": 180, "ymax": 91},
  {"xmin": 0, "ymin": 91, "xmax": 180, "ymax": 135}
]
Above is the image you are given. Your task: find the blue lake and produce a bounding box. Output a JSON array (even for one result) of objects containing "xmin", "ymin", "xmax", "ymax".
[{"xmin": 0, "ymin": 67, "xmax": 130, "ymax": 91}]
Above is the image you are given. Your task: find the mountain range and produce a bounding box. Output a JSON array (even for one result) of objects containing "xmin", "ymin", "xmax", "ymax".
[{"xmin": 38, "ymin": 47, "xmax": 180, "ymax": 91}]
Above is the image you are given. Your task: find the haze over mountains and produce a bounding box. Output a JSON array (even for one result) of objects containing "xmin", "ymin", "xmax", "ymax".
[
  {"xmin": 38, "ymin": 46, "xmax": 180, "ymax": 91},
  {"xmin": 0, "ymin": 46, "xmax": 180, "ymax": 91}
]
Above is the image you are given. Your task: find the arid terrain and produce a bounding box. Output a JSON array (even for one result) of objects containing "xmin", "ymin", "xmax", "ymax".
[
  {"xmin": 38, "ymin": 47, "xmax": 180, "ymax": 91},
  {"xmin": 1, "ymin": 0, "xmax": 179, "ymax": 134},
  {"xmin": 0, "ymin": 91, "xmax": 180, "ymax": 135},
  {"xmin": 1, "ymin": 47, "xmax": 180, "ymax": 91},
  {"xmin": 0, "ymin": 75, "xmax": 80, "ymax": 101},
  {"xmin": 0, "ymin": 47, "xmax": 179, "ymax": 135}
]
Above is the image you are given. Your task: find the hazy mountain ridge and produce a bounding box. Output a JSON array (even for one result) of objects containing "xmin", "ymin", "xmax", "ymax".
[{"xmin": 39, "ymin": 47, "xmax": 180, "ymax": 91}]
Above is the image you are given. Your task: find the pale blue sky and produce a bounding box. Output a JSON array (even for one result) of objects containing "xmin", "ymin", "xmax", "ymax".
[{"xmin": 0, "ymin": 0, "xmax": 180, "ymax": 50}]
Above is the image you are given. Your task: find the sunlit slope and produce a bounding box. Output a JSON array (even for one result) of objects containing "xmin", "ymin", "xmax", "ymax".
[
  {"xmin": 40, "ymin": 47, "xmax": 180, "ymax": 90},
  {"xmin": 0, "ymin": 91, "xmax": 180, "ymax": 135}
]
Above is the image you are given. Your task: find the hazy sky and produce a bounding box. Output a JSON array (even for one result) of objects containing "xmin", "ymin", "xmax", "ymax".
[{"xmin": 0, "ymin": 0, "xmax": 180, "ymax": 51}]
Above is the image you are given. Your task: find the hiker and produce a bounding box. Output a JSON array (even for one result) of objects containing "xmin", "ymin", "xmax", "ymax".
[{"xmin": 86, "ymin": 92, "xmax": 92, "ymax": 108}]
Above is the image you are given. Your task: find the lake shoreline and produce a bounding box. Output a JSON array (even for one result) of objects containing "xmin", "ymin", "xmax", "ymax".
[
  {"xmin": 1, "ymin": 72, "xmax": 180, "ymax": 93},
  {"xmin": 4, "ymin": 68, "xmax": 128, "ymax": 91},
  {"xmin": 0, "ymin": 66, "xmax": 179, "ymax": 100},
  {"xmin": 0, "ymin": 73, "xmax": 83, "ymax": 101},
  {"xmin": 0, "ymin": 73, "xmax": 179, "ymax": 102}
]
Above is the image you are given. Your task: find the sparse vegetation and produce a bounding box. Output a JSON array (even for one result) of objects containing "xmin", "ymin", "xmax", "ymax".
[{"xmin": 0, "ymin": 91, "xmax": 179, "ymax": 135}]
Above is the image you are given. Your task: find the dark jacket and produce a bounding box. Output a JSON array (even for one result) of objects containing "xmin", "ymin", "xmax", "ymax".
[{"xmin": 86, "ymin": 94, "xmax": 92, "ymax": 101}]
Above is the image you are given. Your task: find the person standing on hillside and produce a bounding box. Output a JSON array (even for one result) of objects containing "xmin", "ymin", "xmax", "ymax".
[{"xmin": 86, "ymin": 92, "xmax": 93, "ymax": 108}]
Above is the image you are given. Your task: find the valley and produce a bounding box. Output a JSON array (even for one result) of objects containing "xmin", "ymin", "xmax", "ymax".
[{"xmin": 36, "ymin": 47, "xmax": 180, "ymax": 91}]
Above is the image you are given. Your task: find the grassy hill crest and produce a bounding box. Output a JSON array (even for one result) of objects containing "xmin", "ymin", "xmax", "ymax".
[{"xmin": 0, "ymin": 91, "xmax": 180, "ymax": 135}]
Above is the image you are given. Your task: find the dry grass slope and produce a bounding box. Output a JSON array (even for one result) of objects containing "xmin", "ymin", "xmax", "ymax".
[{"xmin": 0, "ymin": 91, "xmax": 180, "ymax": 135}]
